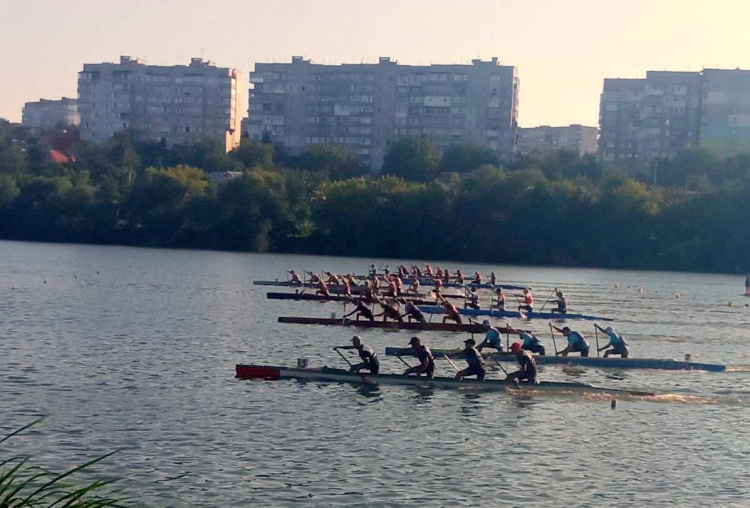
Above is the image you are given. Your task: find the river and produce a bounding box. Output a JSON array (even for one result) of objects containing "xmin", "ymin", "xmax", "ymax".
[{"xmin": 1, "ymin": 240, "xmax": 749, "ymax": 507}]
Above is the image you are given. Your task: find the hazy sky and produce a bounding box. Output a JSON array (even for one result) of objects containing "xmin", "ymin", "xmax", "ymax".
[{"xmin": 3, "ymin": 0, "xmax": 750, "ymax": 126}]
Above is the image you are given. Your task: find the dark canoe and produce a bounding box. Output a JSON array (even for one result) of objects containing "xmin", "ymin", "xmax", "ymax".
[
  {"xmin": 277, "ymin": 316, "xmax": 485, "ymax": 333},
  {"xmin": 235, "ymin": 364, "xmax": 656, "ymax": 397},
  {"xmin": 384, "ymin": 348, "xmax": 726, "ymax": 372},
  {"xmin": 266, "ymin": 292, "xmax": 449, "ymax": 305},
  {"xmin": 418, "ymin": 305, "xmax": 613, "ymax": 322}
]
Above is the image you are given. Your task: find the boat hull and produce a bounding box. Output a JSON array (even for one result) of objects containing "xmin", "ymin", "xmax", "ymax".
[
  {"xmin": 417, "ymin": 305, "xmax": 613, "ymax": 322},
  {"xmin": 235, "ymin": 364, "xmax": 655, "ymax": 396},
  {"xmin": 277, "ymin": 316, "xmax": 485, "ymax": 333},
  {"xmin": 384, "ymin": 348, "xmax": 726, "ymax": 372}
]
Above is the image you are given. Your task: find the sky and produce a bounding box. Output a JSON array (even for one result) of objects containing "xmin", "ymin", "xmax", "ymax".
[{"xmin": 3, "ymin": 0, "xmax": 750, "ymax": 127}]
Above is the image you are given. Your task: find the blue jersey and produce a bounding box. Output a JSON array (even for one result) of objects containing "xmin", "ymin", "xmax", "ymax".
[
  {"xmin": 568, "ymin": 331, "xmax": 589, "ymax": 351},
  {"xmin": 485, "ymin": 328, "xmax": 501, "ymax": 347},
  {"xmin": 605, "ymin": 331, "xmax": 627, "ymax": 349},
  {"xmin": 521, "ymin": 332, "xmax": 541, "ymax": 349}
]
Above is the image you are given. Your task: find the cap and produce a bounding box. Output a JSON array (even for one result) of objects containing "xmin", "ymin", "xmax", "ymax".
[
  {"xmin": 351, "ymin": 335, "xmax": 362, "ymax": 345},
  {"xmin": 409, "ymin": 336, "xmax": 420, "ymax": 345},
  {"xmin": 605, "ymin": 327, "xmax": 613, "ymax": 333},
  {"xmin": 562, "ymin": 327, "xmax": 571, "ymax": 333},
  {"xmin": 510, "ymin": 342, "xmax": 522, "ymax": 352},
  {"xmin": 464, "ymin": 338, "xmax": 476, "ymax": 346},
  {"xmin": 482, "ymin": 320, "xmax": 490, "ymax": 327}
]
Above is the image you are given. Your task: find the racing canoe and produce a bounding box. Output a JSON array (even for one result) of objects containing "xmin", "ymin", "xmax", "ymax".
[
  {"xmin": 235, "ymin": 364, "xmax": 656, "ymax": 397},
  {"xmin": 417, "ymin": 305, "xmax": 613, "ymax": 322},
  {"xmin": 277, "ymin": 316, "xmax": 486, "ymax": 333}
]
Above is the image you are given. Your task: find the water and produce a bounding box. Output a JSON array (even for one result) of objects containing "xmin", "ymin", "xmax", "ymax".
[{"xmin": 1, "ymin": 240, "xmax": 749, "ymax": 507}]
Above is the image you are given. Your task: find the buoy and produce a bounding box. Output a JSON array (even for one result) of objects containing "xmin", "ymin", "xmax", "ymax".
[
  {"xmin": 684, "ymin": 354, "xmax": 692, "ymax": 362},
  {"xmin": 638, "ymin": 288, "xmax": 643, "ymax": 293},
  {"xmin": 728, "ymin": 301, "xmax": 733, "ymax": 307},
  {"xmin": 614, "ymin": 283, "xmax": 620, "ymax": 288},
  {"xmin": 675, "ymin": 293, "xmax": 681, "ymax": 299},
  {"xmin": 611, "ymin": 399, "xmax": 617, "ymax": 409}
]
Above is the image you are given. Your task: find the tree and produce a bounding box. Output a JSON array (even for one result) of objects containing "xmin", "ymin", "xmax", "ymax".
[
  {"xmin": 230, "ymin": 139, "xmax": 274, "ymax": 169},
  {"xmin": 440, "ymin": 142, "xmax": 498, "ymax": 173},
  {"xmin": 382, "ymin": 137, "xmax": 441, "ymax": 183},
  {"xmin": 297, "ymin": 144, "xmax": 366, "ymax": 180}
]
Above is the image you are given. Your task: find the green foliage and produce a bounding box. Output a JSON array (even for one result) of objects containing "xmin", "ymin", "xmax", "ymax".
[
  {"xmin": 2, "ymin": 118, "xmax": 750, "ymax": 273},
  {"xmin": 440, "ymin": 142, "xmax": 499, "ymax": 173},
  {"xmin": 0, "ymin": 417, "xmax": 129, "ymax": 507},
  {"xmin": 382, "ymin": 137, "xmax": 442, "ymax": 183}
]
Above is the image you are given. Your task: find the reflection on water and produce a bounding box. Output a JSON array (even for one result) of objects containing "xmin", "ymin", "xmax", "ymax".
[{"xmin": 1, "ymin": 240, "xmax": 749, "ymax": 507}]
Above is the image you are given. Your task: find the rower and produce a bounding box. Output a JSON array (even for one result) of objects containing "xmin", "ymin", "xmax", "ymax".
[
  {"xmin": 393, "ymin": 275, "xmax": 403, "ymax": 296},
  {"xmin": 403, "ymin": 336, "xmax": 435, "ymax": 379},
  {"xmin": 436, "ymin": 266, "xmax": 444, "ymax": 280},
  {"xmin": 434, "ymin": 278, "xmax": 444, "ymax": 294},
  {"xmin": 399, "ymin": 265, "xmax": 409, "ymax": 277},
  {"xmin": 400, "ymin": 298, "xmax": 427, "ymax": 323},
  {"xmin": 334, "ymin": 336, "xmax": 379, "ymax": 374},
  {"xmin": 287, "ymin": 270, "xmax": 302, "ymax": 284},
  {"xmin": 343, "ymin": 298, "xmax": 375, "ymax": 322},
  {"xmin": 464, "ymin": 288, "xmax": 480, "ymax": 310},
  {"xmin": 491, "ymin": 287, "xmax": 507, "ymax": 310},
  {"xmin": 306, "ymin": 271, "xmax": 321, "ymax": 285},
  {"xmin": 386, "ymin": 277, "xmax": 398, "ymax": 298},
  {"xmin": 477, "ymin": 320, "xmax": 503, "ymax": 352},
  {"xmin": 473, "ymin": 271, "xmax": 482, "ymax": 285},
  {"xmin": 342, "ymin": 277, "xmax": 352, "ymax": 298},
  {"xmin": 324, "ymin": 271, "xmax": 340, "ymax": 285},
  {"xmin": 369, "ymin": 264, "xmax": 377, "ymax": 277},
  {"xmin": 490, "ymin": 272, "xmax": 497, "ymax": 286},
  {"xmin": 362, "ymin": 280, "xmax": 375, "ymax": 301},
  {"xmin": 595, "ymin": 325, "xmax": 630, "ymax": 358},
  {"xmin": 746, "ymin": 274, "xmax": 750, "ymax": 296},
  {"xmin": 407, "ymin": 277, "xmax": 420, "ymax": 296},
  {"xmin": 316, "ymin": 280, "xmax": 331, "ymax": 298},
  {"xmin": 345, "ymin": 274, "xmax": 358, "ymax": 287},
  {"xmin": 374, "ymin": 298, "xmax": 403, "ymax": 323},
  {"xmin": 517, "ymin": 288, "xmax": 534, "ymax": 313},
  {"xmin": 443, "ymin": 269, "xmax": 451, "ymax": 286},
  {"xmin": 383, "ymin": 265, "xmax": 390, "ymax": 278},
  {"xmin": 424, "ymin": 264, "xmax": 434, "ymax": 277},
  {"xmin": 550, "ymin": 290, "xmax": 567, "ymax": 314},
  {"xmin": 455, "ymin": 338, "xmax": 486, "ymax": 381},
  {"xmin": 552, "ymin": 325, "xmax": 590, "ymax": 357},
  {"xmin": 441, "ymin": 299, "xmax": 462, "ymax": 324},
  {"xmin": 455, "ymin": 269, "xmax": 464, "ymax": 284},
  {"xmin": 507, "ymin": 325, "xmax": 545, "ymax": 356},
  {"xmin": 506, "ymin": 342, "xmax": 538, "ymax": 384}
]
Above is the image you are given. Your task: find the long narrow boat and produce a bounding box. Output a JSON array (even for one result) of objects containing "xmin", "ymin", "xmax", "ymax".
[
  {"xmin": 277, "ymin": 316, "xmax": 486, "ymax": 333},
  {"xmin": 417, "ymin": 305, "xmax": 613, "ymax": 322},
  {"xmin": 235, "ymin": 364, "xmax": 656, "ymax": 397},
  {"xmin": 266, "ymin": 291, "xmax": 462, "ymax": 304},
  {"xmin": 384, "ymin": 347, "xmax": 726, "ymax": 372},
  {"xmin": 254, "ymin": 279, "xmax": 525, "ymax": 292}
]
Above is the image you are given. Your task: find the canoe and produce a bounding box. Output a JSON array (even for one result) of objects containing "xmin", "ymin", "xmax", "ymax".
[
  {"xmin": 235, "ymin": 364, "xmax": 656, "ymax": 397},
  {"xmin": 417, "ymin": 305, "xmax": 613, "ymax": 322},
  {"xmin": 381, "ymin": 277, "xmax": 525, "ymax": 291},
  {"xmin": 384, "ymin": 348, "xmax": 726, "ymax": 372},
  {"xmin": 266, "ymin": 292, "xmax": 462, "ymax": 304},
  {"xmin": 277, "ymin": 316, "xmax": 485, "ymax": 333}
]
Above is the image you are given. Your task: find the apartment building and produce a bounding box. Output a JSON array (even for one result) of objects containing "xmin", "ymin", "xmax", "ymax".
[
  {"xmin": 22, "ymin": 98, "xmax": 80, "ymax": 128},
  {"xmin": 599, "ymin": 68, "xmax": 750, "ymax": 165},
  {"xmin": 518, "ymin": 124, "xmax": 597, "ymax": 157},
  {"xmin": 247, "ymin": 57, "xmax": 519, "ymax": 171},
  {"xmin": 78, "ymin": 56, "xmax": 243, "ymax": 151}
]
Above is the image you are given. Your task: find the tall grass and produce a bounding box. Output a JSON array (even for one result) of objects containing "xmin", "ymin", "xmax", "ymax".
[{"xmin": 0, "ymin": 417, "xmax": 130, "ymax": 507}]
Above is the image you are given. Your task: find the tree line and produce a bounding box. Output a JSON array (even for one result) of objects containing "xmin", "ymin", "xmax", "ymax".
[{"xmin": 1, "ymin": 118, "xmax": 749, "ymax": 273}]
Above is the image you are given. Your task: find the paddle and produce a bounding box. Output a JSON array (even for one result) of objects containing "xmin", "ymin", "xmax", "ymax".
[
  {"xmin": 538, "ymin": 287, "xmax": 557, "ymax": 313},
  {"xmin": 594, "ymin": 324, "xmax": 601, "ymax": 358},
  {"xmin": 395, "ymin": 353, "xmax": 421, "ymax": 377},
  {"xmin": 444, "ymin": 354, "xmax": 461, "ymax": 373},
  {"xmin": 334, "ymin": 347, "xmax": 369, "ymax": 384},
  {"xmin": 549, "ymin": 323, "xmax": 559, "ymax": 356}
]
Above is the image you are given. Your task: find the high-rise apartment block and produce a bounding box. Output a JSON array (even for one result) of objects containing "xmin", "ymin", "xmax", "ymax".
[
  {"xmin": 22, "ymin": 98, "xmax": 80, "ymax": 128},
  {"xmin": 599, "ymin": 68, "xmax": 750, "ymax": 166},
  {"xmin": 246, "ymin": 57, "xmax": 519, "ymax": 171},
  {"xmin": 518, "ymin": 124, "xmax": 597, "ymax": 157},
  {"xmin": 78, "ymin": 56, "xmax": 243, "ymax": 151}
]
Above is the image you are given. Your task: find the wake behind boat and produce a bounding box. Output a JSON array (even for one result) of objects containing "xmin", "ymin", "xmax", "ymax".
[
  {"xmin": 417, "ymin": 305, "xmax": 613, "ymax": 322},
  {"xmin": 235, "ymin": 363, "xmax": 656, "ymax": 397},
  {"xmin": 384, "ymin": 347, "xmax": 727, "ymax": 372}
]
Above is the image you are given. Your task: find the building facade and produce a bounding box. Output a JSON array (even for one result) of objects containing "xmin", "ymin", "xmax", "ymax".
[
  {"xmin": 78, "ymin": 56, "xmax": 243, "ymax": 151},
  {"xmin": 598, "ymin": 69, "xmax": 750, "ymax": 166},
  {"xmin": 518, "ymin": 124, "xmax": 597, "ymax": 156},
  {"xmin": 246, "ymin": 57, "xmax": 519, "ymax": 171},
  {"xmin": 22, "ymin": 98, "xmax": 80, "ymax": 128}
]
